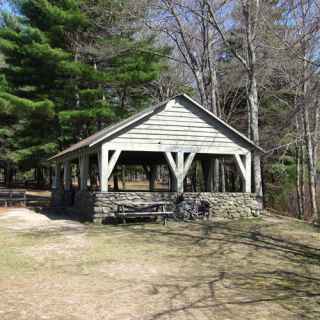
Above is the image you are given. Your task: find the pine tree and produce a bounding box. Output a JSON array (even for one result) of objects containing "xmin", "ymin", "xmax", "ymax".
[
  {"xmin": 0, "ymin": 8, "xmax": 79, "ymax": 169},
  {"xmin": 0, "ymin": 0, "xmax": 167, "ymax": 179},
  {"xmin": 76, "ymin": 0, "xmax": 170, "ymax": 118}
]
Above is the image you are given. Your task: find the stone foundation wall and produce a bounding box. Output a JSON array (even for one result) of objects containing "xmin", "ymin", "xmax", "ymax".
[
  {"xmin": 93, "ymin": 192, "xmax": 177, "ymax": 223},
  {"xmin": 183, "ymin": 193, "xmax": 262, "ymax": 219},
  {"xmin": 51, "ymin": 190, "xmax": 262, "ymax": 223}
]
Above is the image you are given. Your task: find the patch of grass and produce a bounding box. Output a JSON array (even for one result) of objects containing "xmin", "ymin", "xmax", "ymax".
[
  {"xmin": 0, "ymin": 229, "xmax": 38, "ymax": 274},
  {"xmin": 0, "ymin": 213, "xmax": 319, "ymax": 320}
]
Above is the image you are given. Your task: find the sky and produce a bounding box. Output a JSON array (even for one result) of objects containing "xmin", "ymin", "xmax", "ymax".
[{"xmin": 0, "ymin": 1, "xmax": 13, "ymax": 14}]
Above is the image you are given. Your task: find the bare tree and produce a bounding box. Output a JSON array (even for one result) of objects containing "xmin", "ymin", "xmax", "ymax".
[
  {"xmin": 201, "ymin": 0, "xmax": 263, "ymax": 196},
  {"xmin": 295, "ymin": 116, "xmax": 305, "ymax": 219},
  {"xmin": 280, "ymin": 0, "xmax": 320, "ymax": 222},
  {"xmin": 147, "ymin": 0, "xmax": 227, "ymax": 191},
  {"xmin": 149, "ymin": 61, "xmax": 193, "ymax": 101},
  {"xmin": 147, "ymin": 0, "xmax": 221, "ymax": 113}
]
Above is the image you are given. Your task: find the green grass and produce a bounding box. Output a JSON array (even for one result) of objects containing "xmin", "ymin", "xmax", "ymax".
[{"xmin": 0, "ymin": 230, "xmax": 39, "ymax": 274}]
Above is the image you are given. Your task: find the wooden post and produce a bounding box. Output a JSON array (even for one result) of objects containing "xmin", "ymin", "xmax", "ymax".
[
  {"xmin": 63, "ymin": 160, "xmax": 71, "ymax": 191},
  {"xmin": 100, "ymin": 145, "xmax": 121, "ymax": 192},
  {"xmin": 79, "ymin": 154, "xmax": 89, "ymax": 191},
  {"xmin": 176, "ymin": 152, "xmax": 184, "ymax": 193},
  {"xmin": 53, "ymin": 162, "xmax": 61, "ymax": 189},
  {"xmin": 165, "ymin": 152, "xmax": 195, "ymax": 193},
  {"xmin": 97, "ymin": 150, "xmax": 101, "ymax": 187},
  {"xmin": 100, "ymin": 145, "xmax": 109, "ymax": 192}
]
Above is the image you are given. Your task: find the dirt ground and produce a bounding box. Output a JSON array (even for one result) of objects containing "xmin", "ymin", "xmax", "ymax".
[{"xmin": 0, "ymin": 208, "xmax": 319, "ymax": 320}]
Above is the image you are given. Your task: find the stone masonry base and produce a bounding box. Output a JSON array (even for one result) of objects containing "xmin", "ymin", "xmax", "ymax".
[{"xmin": 51, "ymin": 190, "xmax": 262, "ymax": 223}]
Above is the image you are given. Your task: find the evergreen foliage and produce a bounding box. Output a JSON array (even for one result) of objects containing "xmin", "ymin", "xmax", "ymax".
[{"xmin": 0, "ymin": 0, "xmax": 167, "ymax": 175}]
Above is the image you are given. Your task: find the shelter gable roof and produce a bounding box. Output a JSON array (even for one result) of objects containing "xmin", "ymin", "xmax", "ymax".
[{"xmin": 49, "ymin": 94, "xmax": 264, "ymax": 161}]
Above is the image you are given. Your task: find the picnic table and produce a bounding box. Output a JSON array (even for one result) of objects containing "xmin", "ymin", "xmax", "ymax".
[
  {"xmin": 0, "ymin": 189, "xmax": 26, "ymax": 207},
  {"xmin": 115, "ymin": 201, "xmax": 174, "ymax": 225}
]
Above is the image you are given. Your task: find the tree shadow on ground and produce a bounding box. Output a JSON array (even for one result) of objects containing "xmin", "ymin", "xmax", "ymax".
[
  {"xmin": 119, "ymin": 219, "xmax": 320, "ymax": 320},
  {"xmin": 33, "ymin": 206, "xmax": 79, "ymax": 221}
]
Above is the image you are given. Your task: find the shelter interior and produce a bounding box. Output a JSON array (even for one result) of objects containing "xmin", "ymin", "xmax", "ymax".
[{"xmin": 52, "ymin": 150, "xmax": 250, "ymax": 193}]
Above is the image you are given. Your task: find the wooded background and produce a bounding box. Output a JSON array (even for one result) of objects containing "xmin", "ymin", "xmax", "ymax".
[{"xmin": 0, "ymin": 0, "xmax": 319, "ymax": 222}]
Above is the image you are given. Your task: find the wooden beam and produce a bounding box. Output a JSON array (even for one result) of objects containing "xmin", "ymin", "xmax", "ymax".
[
  {"xmin": 105, "ymin": 142, "xmax": 247, "ymax": 155},
  {"xmin": 165, "ymin": 152, "xmax": 178, "ymax": 191},
  {"xmin": 234, "ymin": 154, "xmax": 251, "ymax": 193},
  {"xmin": 100, "ymin": 146, "xmax": 122, "ymax": 192},
  {"xmin": 106, "ymin": 150, "xmax": 122, "ymax": 179},
  {"xmin": 165, "ymin": 152, "xmax": 177, "ymax": 177},
  {"xmin": 234, "ymin": 154, "xmax": 246, "ymax": 180},
  {"xmin": 183, "ymin": 153, "xmax": 196, "ymax": 179},
  {"xmin": 165, "ymin": 152, "xmax": 196, "ymax": 192}
]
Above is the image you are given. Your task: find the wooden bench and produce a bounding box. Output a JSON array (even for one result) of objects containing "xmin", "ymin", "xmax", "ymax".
[
  {"xmin": 115, "ymin": 202, "xmax": 174, "ymax": 225},
  {"xmin": 0, "ymin": 190, "xmax": 26, "ymax": 207}
]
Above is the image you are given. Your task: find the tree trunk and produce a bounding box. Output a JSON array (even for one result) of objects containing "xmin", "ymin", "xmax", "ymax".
[
  {"xmin": 113, "ymin": 170, "xmax": 119, "ymax": 191},
  {"xmin": 295, "ymin": 141, "xmax": 304, "ymax": 219},
  {"xmin": 201, "ymin": 160, "xmax": 213, "ymax": 191},
  {"xmin": 248, "ymin": 75, "xmax": 262, "ymax": 196},
  {"xmin": 301, "ymin": 57, "xmax": 318, "ymax": 222},
  {"xmin": 220, "ymin": 160, "xmax": 226, "ymax": 192},
  {"xmin": 214, "ymin": 159, "xmax": 220, "ymax": 192},
  {"xmin": 303, "ymin": 104, "xmax": 318, "ymax": 221},
  {"xmin": 247, "ymin": 85, "xmax": 251, "ymax": 138},
  {"xmin": 241, "ymin": 0, "xmax": 262, "ymax": 196},
  {"xmin": 295, "ymin": 116, "xmax": 305, "ymax": 219},
  {"xmin": 49, "ymin": 167, "xmax": 53, "ymax": 188},
  {"xmin": 36, "ymin": 167, "xmax": 45, "ymax": 187},
  {"xmin": 231, "ymin": 165, "xmax": 236, "ymax": 191},
  {"xmin": 121, "ymin": 165, "xmax": 126, "ymax": 190},
  {"xmin": 150, "ymin": 165, "xmax": 157, "ymax": 191},
  {"xmin": 5, "ymin": 163, "xmax": 13, "ymax": 187}
]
